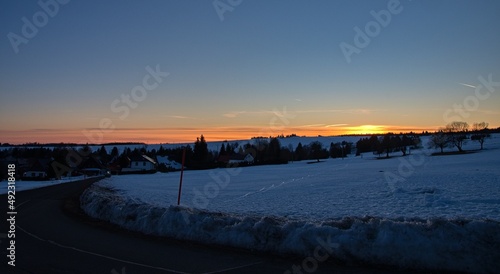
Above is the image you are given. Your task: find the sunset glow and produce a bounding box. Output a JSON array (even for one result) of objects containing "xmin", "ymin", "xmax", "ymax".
[
  {"xmin": 343, "ymin": 125, "xmax": 387, "ymax": 135},
  {"xmin": 1, "ymin": 1, "xmax": 499, "ymax": 145},
  {"xmin": 0, "ymin": 124, "xmax": 439, "ymax": 145}
]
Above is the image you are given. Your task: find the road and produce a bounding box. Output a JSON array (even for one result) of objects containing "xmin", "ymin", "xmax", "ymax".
[{"xmin": 0, "ymin": 178, "xmax": 402, "ymax": 274}]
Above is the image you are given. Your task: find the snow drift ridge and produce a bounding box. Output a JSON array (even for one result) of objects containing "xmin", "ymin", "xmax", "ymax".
[{"xmin": 81, "ymin": 184, "xmax": 500, "ymax": 273}]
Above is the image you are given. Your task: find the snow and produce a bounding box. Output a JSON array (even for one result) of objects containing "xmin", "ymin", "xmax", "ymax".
[
  {"xmin": 80, "ymin": 134, "xmax": 500, "ymax": 272},
  {"xmin": 0, "ymin": 175, "xmax": 88, "ymax": 194},
  {"xmin": 156, "ymin": 156, "xmax": 182, "ymax": 170}
]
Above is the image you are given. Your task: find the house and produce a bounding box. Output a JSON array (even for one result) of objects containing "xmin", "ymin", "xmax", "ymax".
[
  {"xmin": 121, "ymin": 154, "xmax": 157, "ymax": 174},
  {"xmin": 21, "ymin": 158, "xmax": 51, "ymax": 181},
  {"xmin": 229, "ymin": 153, "xmax": 254, "ymax": 164},
  {"xmin": 22, "ymin": 171, "xmax": 48, "ymax": 179},
  {"xmin": 216, "ymin": 153, "xmax": 254, "ymax": 165},
  {"xmin": 106, "ymin": 162, "xmax": 122, "ymax": 175},
  {"xmin": 217, "ymin": 153, "xmax": 254, "ymax": 166},
  {"xmin": 217, "ymin": 154, "xmax": 230, "ymax": 164},
  {"xmin": 79, "ymin": 156, "xmax": 109, "ymax": 177},
  {"xmin": 156, "ymin": 156, "xmax": 182, "ymax": 171}
]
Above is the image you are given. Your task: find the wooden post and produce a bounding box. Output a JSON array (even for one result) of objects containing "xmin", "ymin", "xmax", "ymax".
[{"xmin": 177, "ymin": 148, "xmax": 186, "ymax": 206}]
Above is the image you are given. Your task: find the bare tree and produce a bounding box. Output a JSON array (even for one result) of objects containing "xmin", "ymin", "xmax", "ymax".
[
  {"xmin": 445, "ymin": 121, "xmax": 469, "ymax": 152},
  {"xmin": 471, "ymin": 122, "xmax": 490, "ymax": 150},
  {"xmin": 446, "ymin": 121, "xmax": 469, "ymax": 132},
  {"xmin": 428, "ymin": 130, "xmax": 449, "ymax": 154}
]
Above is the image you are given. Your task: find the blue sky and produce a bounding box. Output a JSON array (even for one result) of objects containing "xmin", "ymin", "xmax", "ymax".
[{"xmin": 1, "ymin": 0, "xmax": 499, "ymax": 144}]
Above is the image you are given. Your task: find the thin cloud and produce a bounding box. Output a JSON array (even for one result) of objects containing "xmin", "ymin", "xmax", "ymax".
[
  {"xmin": 295, "ymin": 109, "xmax": 376, "ymax": 115},
  {"xmin": 458, "ymin": 82, "xmax": 476, "ymax": 89},
  {"xmin": 295, "ymin": 123, "xmax": 349, "ymax": 129},
  {"xmin": 325, "ymin": 124, "xmax": 349, "ymax": 128},
  {"xmin": 223, "ymin": 110, "xmax": 275, "ymax": 118},
  {"xmin": 223, "ymin": 111, "xmax": 246, "ymax": 118},
  {"xmin": 298, "ymin": 124, "xmax": 326, "ymax": 128},
  {"xmin": 167, "ymin": 115, "xmax": 197, "ymax": 120}
]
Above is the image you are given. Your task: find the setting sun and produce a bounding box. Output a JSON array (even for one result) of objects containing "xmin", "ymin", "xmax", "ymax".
[{"xmin": 344, "ymin": 125, "xmax": 389, "ymax": 135}]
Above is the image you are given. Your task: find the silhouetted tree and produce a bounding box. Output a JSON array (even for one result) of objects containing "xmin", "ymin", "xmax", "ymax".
[
  {"xmin": 193, "ymin": 135, "xmax": 210, "ymax": 169},
  {"xmin": 330, "ymin": 142, "xmax": 349, "ymax": 158},
  {"xmin": 219, "ymin": 143, "xmax": 227, "ymax": 156},
  {"xmin": 428, "ymin": 131, "xmax": 449, "ymax": 154},
  {"xmin": 110, "ymin": 146, "xmax": 119, "ymax": 159},
  {"xmin": 310, "ymin": 141, "xmax": 323, "ymax": 162},
  {"xmin": 158, "ymin": 146, "xmax": 166, "ymax": 156},
  {"xmin": 224, "ymin": 143, "xmax": 232, "ymax": 155},
  {"xmin": 118, "ymin": 154, "xmax": 130, "ymax": 168},
  {"xmin": 445, "ymin": 122, "xmax": 469, "ymax": 152},
  {"xmin": 266, "ymin": 138, "xmax": 281, "ymax": 163},
  {"xmin": 79, "ymin": 144, "xmax": 92, "ymax": 156},
  {"xmin": 98, "ymin": 145, "xmax": 110, "ymax": 164},
  {"xmin": 280, "ymin": 146, "xmax": 293, "ymax": 162},
  {"xmin": 329, "ymin": 142, "xmax": 339, "ymax": 158},
  {"xmin": 471, "ymin": 122, "xmax": 490, "ymax": 150},
  {"xmin": 399, "ymin": 135, "xmax": 413, "ymax": 155},
  {"xmin": 295, "ymin": 142, "xmax": 306, "ymax": 161}
]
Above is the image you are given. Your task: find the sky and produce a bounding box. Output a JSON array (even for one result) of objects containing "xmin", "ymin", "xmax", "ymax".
[{"xmin": 1, "ymin": 0, "xmax": 499, "ymax": 144}]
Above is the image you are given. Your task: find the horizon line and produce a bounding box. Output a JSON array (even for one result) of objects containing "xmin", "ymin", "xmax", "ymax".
[{"xmin": 2, "ymin": 123, "xmax": 498, "ymax": 145}]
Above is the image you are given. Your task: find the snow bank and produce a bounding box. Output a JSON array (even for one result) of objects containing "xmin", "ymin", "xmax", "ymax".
[{"xmin": 81, "ymin": 184, "xmax": 500, "ymax": 273}]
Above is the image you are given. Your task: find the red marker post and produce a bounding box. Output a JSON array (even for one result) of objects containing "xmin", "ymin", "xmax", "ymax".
[{"xmin": 177, "ymin": 148, "xmax": 186, "ymax": 206}]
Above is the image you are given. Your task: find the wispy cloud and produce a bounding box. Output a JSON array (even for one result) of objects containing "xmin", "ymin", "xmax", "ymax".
[
  {"xmin": 223, "ymin": 110, "xmax": 275, "ymax": 118},
  {"xmin": 325, "ymin": 124, "xmax": 349, "ymax": 128},
  {"xmin": 167, "ymin": 115, "xmax": 197, "ymax": 120},
  {"xmin": 295, "ymin": 109, "xmax": 376, "ymax": 115},
  {"xmin": 223, "ymin": 111, "xmax": 246, "ymax": 118},
  {"xmin": 293, "ymin": 123, "xmax": 350, "ymax": 130},
  {"xmin": 458, "ymin": 82, "xmax": 476, "ymax": 89},
  {"xmin": 298, "ymin": 124, "xmax": 327, "ymax": 128}
]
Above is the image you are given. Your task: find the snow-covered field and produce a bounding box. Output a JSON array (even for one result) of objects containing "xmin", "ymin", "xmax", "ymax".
[{"xmin": 81, "ymin": 135, "xmax": 500, "ymax": 272}]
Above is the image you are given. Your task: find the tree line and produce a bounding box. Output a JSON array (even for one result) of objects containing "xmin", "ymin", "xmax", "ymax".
[
  {"xmin": 428, "ymin": 121, "xmax": 491, "ymax": 153},
  {"xmin": 355, "ymin": 134, "xmax": 421, "ymax": 158},
  {"xmin": 1, "ymin": 124, "xmax": 496, "ymax": 179},
  {"xmin": 157, "ymin": 135, "xmax": 354, "ymax": 169}
]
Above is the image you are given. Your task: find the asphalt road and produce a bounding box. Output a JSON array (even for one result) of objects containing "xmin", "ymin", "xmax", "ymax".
[{"xmin": 0, "ymin": 178, "xmax": 406, "ymax": 274}]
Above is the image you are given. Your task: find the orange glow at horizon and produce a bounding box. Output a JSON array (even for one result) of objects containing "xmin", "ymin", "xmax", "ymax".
[
  {"xmin": 0, "ymin": 124, "xmax": 440, "ymax": 145},
  {"xmin": 343, "ymin": 125, "xmax": 388, "ymax": 135}
]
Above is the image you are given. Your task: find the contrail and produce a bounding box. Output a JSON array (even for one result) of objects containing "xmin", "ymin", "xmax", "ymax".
[{"xmin": 458, "ymin": 82, "xmax": 476, "ymax": 88}]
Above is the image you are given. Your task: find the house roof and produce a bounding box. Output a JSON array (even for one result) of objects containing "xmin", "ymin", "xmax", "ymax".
[
  {"xmin": 217, "ymin": 154, "xmax": 230, "ymax": 163},
  {"xmin": 79, "ymin": 156, "xmax": 106, "ymax": 170},
  {"xmin": 219, "ymin": 153, "xmax": 254, "ymax": 163},
  {"xmin": 230, "ymin": 154, "xmax": 246, "ymax": 161},
  {"xmin": 23, "ymin": 158, "xmax": 52, "ymax": 172},
  {"xmin": 129, "ymin": 154, "xmax": 157, "ymax": 164},
  {"xmin": 156, "ymin": 156, "xmax": 182, "ymax": 169}
]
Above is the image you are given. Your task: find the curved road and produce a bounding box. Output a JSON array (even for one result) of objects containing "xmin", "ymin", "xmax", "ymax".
[{"xmin": 0, "ymin": 178, "xmax": 399, "ymax": 274}]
